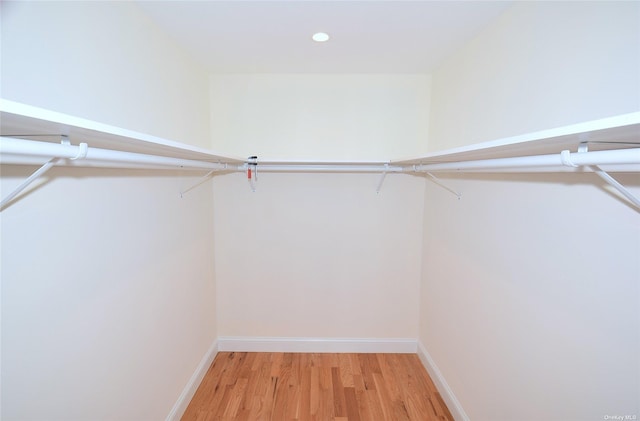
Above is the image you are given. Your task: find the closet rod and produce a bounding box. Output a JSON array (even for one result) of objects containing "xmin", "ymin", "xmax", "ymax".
[
  {"xmin": 3, "ymin": 138, "xmax": 638, "ymax": 174},
  {"xmin": 0, "ymin": 137, "xmax": 231, "ymax": 171},
  {"xmin": 409, "ymin": 148, "xmax": 640, "ymax": 173},
  {"xmin": 235, "ymin": 163, "xmax": 404, "ymax": 173}
]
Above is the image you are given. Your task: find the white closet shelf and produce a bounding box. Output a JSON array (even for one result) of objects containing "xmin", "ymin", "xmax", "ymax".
[
  {"xmin": 3, "ymin": 99, "xmax": 638, "ymax": 173},
  {"xmin": 1, "ymin": 99, "xmax": 639, "ymax": 209},
  {"xmin": 0, "ymin": 99, "xmax": 245, "ymax": 166},
  {"xmin": 393, "ymin": 112, "xmax": 640, "ymax": 169},
  {"xmin": 390, "ymin": 112, "xmax": 640, "ymax": 210}
]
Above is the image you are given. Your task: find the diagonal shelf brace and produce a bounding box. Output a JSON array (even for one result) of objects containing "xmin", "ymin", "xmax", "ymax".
[
  {"xmin": 591, "ymin": 166, "xmax": 640, "ymax": 209},
  {"xmin": 576, "ymin": 143, "xmax": 640, "ymax": 210},
  {"xmin": 376, "ymin": 164, "xmax": 389, "ymax": 194},
  {"xmin": 1, "ymin": 157, "xmax": 60, "ymax": 210},
  {"xmin": 180, "ymin": 168, "xmax": 222, "ymax": 198},
  {"xmin": 425, "ymin": 171, "xmax": 462, "ymax": 199},
  {"xmin": 1, "ymin": 136, "xmax": 88, "ymax": 210}
]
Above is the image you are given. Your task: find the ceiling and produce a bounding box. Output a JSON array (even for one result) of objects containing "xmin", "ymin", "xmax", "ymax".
[{"xmin": 134, "ymin": 1, "xmax": 513, "ymax": 74}]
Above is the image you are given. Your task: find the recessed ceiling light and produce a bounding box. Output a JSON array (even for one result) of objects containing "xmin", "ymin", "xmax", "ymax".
[{"xmin": 312, "ymin": 32, "xmax": 330, "ymax": 42}]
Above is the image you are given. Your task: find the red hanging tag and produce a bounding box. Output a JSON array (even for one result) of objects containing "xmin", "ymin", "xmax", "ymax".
[{"xmin": 247, "ymin": 168, "xmax": 252, "ymax": 179}]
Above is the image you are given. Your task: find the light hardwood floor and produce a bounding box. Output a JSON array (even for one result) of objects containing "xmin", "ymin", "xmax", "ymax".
[{"xmin": 181, "ymin": 352, "xmax": 453, "ymax": 421}]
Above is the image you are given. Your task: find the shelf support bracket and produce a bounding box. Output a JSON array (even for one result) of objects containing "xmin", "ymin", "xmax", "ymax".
[
  {"xmin": 180, "ymin": 167, "xmax": 225, "ymax": 198},
  {"xmin": 424, "ymin": 170, "xmax": 462, "ymax": 199},
  {"xmin": 1, "ymin": 157, "xmax": 59, "ymax": 210},
  {"xmin": 376, "ymin": 164, "xmax": 389, "ymax": 194},
  {"xmin": 1, "ymin": 137, "xmax": 88, "ymax": 210},
  {"xmin": 577, "ymin": 143, "xmax": 640, "ymax": 210}
]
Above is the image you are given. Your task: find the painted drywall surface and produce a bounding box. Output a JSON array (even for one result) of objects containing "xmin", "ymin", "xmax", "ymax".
[
  {"xmin": 210, "ymin": 74, "xmax": 431, "ymax": 161},
  {"xmin": 1, "ymin": 1, "xmax": 210, "ymax": 148},
  {"xmin": 1, "ymin": 2, "xmax": 216, "ymax": 420},
  {"xmin": 422, "ymin": 2, "xmax": 640, "ymax": 418},
  {"xmin": 1, "ymin": 169, "xmax": 217, "ymax": 420},
  {"xmin": 420, "ymin": 2, "xmax": 640, "ymax": 421},
  {"xmin": 428, "ymin": 1, "xmax": 640, "ymax": 151},
  {"xmin": 420, "ymin": 173, "xmax": 640, "ymax": 420},
  {"xmin": 213, "ymin": 172, "xmax": 424, "ymax": 340}
]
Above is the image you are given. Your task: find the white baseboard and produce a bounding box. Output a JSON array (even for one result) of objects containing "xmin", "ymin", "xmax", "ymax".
[
  {"xmin": 417, "ymin": 342, "xmax": 469, "ymax": 421},
  {"xmin": 166, "ymin": 339, "xmax": 218, "ymax": 421},
  {"xmin": 218, "ymin": 336, "xmax": 417, "ymax": 353}
]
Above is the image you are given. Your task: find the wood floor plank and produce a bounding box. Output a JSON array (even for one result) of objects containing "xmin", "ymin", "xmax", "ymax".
[
  {"xmin": 337, "ymin": 353, "xmax": 355, "ymax": 388},
  {"xmin": 297, "ymin": 359, "xmax": 312, "ymax": 421},
  {"xmin": 343, "ymin": 387, "xmax": 361, "ymax": 421},
  {"xmin": 365, "ymin": 389, "xmax": 386, "ymax": 420},
  {"xmin": 357, "ymin": 354, "xmax": 377, "ymax": 392},
  {"xmin": 181, "ymin": 352, "xmax": 453, "ymax": 421},
  {"xmin": 222, "ymin": 377, "xmax": 248, "ymax": 418},
  {"xmin": 309, "ymin": 366, "xmax": 320, "ymax": 418},
  {"xmin": 319, "ymin": 366, "xmax": 335, "ymax": 420},
  {"xmin": 376, "ymin": 354, "xmax": 402, "ymax": 402},
  {"xmin": 331, "ymin": 367, "xmax": 347, "ymax": 418},
  {"xmin": 352, "ymin": 374, "xmax": 374, "ymax": 421}
]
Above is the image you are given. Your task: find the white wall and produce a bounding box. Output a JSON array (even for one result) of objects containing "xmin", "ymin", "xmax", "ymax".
[
  {"xmin": 1, "ymin": 2, "xmax": 216, "ymax": 420},
  {"xmin": 428, "ymin": 1, "xmax": 640, "ymax": 151},
  {"xmin": 210, "ymin": 74, "xmax": 431, "ymax": 161},
  {"xmin": 209, "ymin": 74, "xmax": 428, "ymax": 342},
  {"xmin": 422, "ymin": 1, "xmax": 640, "ymax": 420},
  {"xmin": 1, "ymin": 169, "xmax": 216, "ymax": 420},
  {"xmin": 1, "ymin": 1, "xmax": 210, "ymax": 148},
  {"xmin": 213, "ymin": 172, "xmax": 424, "ymax": 341},
  {"xmin": 421, "ymin": 174, "xmax": 640, "ymax": 421}
]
